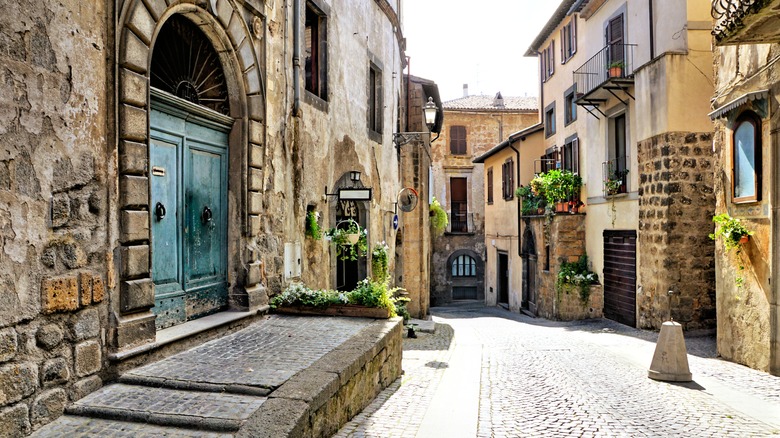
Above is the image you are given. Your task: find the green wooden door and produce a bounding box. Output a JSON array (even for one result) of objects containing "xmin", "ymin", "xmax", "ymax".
[{"xmin": 150, "ymin": 96, "xmax": 229, "ymax": 330}]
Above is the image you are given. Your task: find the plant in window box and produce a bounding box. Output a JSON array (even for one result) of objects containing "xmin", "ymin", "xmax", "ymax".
[
  {"xmin": 516, "ymin": 185, "xmax": 547, "ymax": 216},
  {"xmin": 305, "ymin": 210, "xmax": 322, "ymax": 240},
  {"xmin": 709, "ymin": 213, "xmax": 753, "ymax": 289},
  {"xmin": 536, "ymin": 170, "xmax": 582, "ymax": 214},
  {"xmin": 608, "ymin": 60, "xmax": 625, "ymax": 78},
  {"xmin": 324, "ymin": 219, "xmax": 367, "ymax": 261}
]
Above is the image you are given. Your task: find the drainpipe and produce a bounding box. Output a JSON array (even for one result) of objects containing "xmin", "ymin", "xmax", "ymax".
[
  {"xmin": 648, "ymin": 0, "xmax": 655, "ymax": 59},
  {"xmin": 509, "ymin": 142, "xmax": 521, "ymax": 257},
  {"xmin": 293, "ymin": 0, "xmax": 301, "ymax": 116}
]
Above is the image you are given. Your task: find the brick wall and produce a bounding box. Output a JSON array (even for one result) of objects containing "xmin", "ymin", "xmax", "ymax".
[{"xmin": 637, "ymin": 132, "xmax": 716, "ymax": 330}]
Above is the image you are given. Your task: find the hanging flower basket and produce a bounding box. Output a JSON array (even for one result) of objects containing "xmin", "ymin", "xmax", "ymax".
[
  {"xmin": 346, "ymin": 233, "xmax": 360, "ymax": 245},
  {"xmin": 324, "ymin": 219, "xmax": 368, "ymax": 261}
]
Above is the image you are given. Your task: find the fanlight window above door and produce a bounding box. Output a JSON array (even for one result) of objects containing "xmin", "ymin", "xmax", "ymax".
[{"xmin": 151, "ymin": 15, "xmax": 229, "ymax": 115}]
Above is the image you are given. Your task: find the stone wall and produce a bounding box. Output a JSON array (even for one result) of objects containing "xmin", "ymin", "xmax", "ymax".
[
  {"xmin": 0, "ymin": 0, "xmax": 110, "ymax": 434},
  {"xmin": 636, "ymin": 132, "xmax": 716, "ymax": 330}
]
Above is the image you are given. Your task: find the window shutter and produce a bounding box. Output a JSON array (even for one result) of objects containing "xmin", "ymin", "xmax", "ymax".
[
  {"xmin": 573, "ymin": 138, "xmax": 580, "ymax": 174},
  {"xmin": 571, "ymin": 17, "xmax": 577, "ymax": 55},
  {"xmin": 501, "ymin": 163, "xmax": 506, "ymax": 199},
  {"xmin": 550, "ymin": 40, "xmax": 555, "ymax": 76},
  {"xmin": 560, "ymin": 29, "xmax": 565, "ymax": 63}
]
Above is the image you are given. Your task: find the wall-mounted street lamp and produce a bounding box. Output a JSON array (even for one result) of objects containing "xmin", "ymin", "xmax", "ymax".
[
  {"xmin": 324, "ymin": 170, "xmax": 372, "ymax": 202},
  {"xmin": 393, "ymin": 97, "xmax": 440, "ymax": 147},
  {"xmin": 349, "ymin": 171, "xmax": 361, "ymax": 184}
]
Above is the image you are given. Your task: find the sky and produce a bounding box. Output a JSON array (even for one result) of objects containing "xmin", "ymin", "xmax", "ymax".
[{"xmin": 402, "ymin": 1, "xmax": 560, "ymax": 102}]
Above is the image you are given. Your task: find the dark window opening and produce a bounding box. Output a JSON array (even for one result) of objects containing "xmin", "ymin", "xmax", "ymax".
[
  {"xmin": 305, "ymin": 3, "xmax": 327, "ymax": 99},
  {"xmin": 487, "ymin": 167, "xmax": 494, "ymax": 204},
  {"xmin": 368, "ymin": 64, "xmax": 382, "ymax": 134},
  {"xmin": 451, "ymin": 177, "xmax": 468, "ymax": 233}
]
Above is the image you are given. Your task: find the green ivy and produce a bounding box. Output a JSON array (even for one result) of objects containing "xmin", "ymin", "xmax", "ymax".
[{"xmin": 429, "ymin": 197, "xmax": 448, "ymax": 235}]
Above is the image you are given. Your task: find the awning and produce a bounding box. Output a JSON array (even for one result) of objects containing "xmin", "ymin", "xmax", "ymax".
[{"xmin": 709, "ymin": 89, "xmax": 769, "ymax": 120}]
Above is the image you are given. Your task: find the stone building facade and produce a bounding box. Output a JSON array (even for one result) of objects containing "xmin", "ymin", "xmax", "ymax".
[
  {"xmin": 430, "ymin": 93, "xmax": 537, "ymax": 307},
  {"xmin": 710, "ymin": 0, "xmax": 780, "ymax": 375},
  {"xmin": 0, "ymin": 0, "xmax": 415, "ymax": 434}
]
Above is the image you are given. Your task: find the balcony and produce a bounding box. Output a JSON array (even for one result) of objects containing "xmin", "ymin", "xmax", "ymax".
[
  {"xmin": 603, "ymin": 156, "xmax": 630, "ymax": 196},
  {"xmin": 573, "ymin": 44, "xmax": 636, "ymax": 117},
  {"xmin": 712, "ymin": 0, "xmax": 780, "ymax": 45},
  {"xmin": 447, "ymin": 209, "xmax": 474, "ymax": 234}
]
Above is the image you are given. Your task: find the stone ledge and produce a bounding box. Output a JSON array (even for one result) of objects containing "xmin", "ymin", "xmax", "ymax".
[{"xmin": 237, "ymin": 317, "xmax": 403, "ymax": 437}]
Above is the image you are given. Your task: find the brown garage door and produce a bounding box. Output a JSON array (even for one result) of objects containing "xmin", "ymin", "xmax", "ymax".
[{"xmin": 603, "ymin": 230, "xmax": 636, "ymax": 327}]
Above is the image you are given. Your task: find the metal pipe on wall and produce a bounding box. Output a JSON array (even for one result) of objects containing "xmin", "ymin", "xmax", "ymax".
[{"xmin": 293, "ymin": 0, "xmax": 301, "ymax": 115}]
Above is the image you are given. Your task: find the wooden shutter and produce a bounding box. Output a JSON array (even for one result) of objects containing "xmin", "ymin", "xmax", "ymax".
[
  {"xmin": 487, "ymin": 168, "xmax": 494, "ymax": 204},
  {"xmin": 572, "ymin": 138, "xmax": 580, "ymax": 174},
  {"xmin": 450, "ymin": 126, "xmax": 466, "ymax": 154},
  {"xmin": 571, "ymin": 17, "xmax": 577, "ymax": 55},
  {"xmin": 550, "ymin": 40, "xmax": 555, "ymax": 76},
  {"xmin": 607, "ymin": 15, "xmax": 624, "ymax": 65},
  {"xmin": 560, "ymin": 28, "xmax": 565, "ymax": 63}
]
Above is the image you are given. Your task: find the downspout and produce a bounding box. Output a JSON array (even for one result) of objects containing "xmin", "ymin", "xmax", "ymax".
[
  {"xmin": 406, "ymin": 56, "xmax": 411, "ymax": 129},
  {"xmin": 648, "ymin": 0, "xmax": 655, "ymax": 59},
  {"xmin": 293, "ymin": 0, "xmax": 301, "ymax": 116},
  {"xmin": 509, "ymin": 142, "xmax": 521, "ymax": 257}
]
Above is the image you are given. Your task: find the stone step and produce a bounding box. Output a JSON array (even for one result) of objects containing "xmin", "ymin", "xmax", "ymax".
[
  {"xmin": 64, "ymin": 383, "xmax": 267, "ymax": 432},
  {"xmin": 31, "ymin": 415, "xmax": 233, "ymax": 437}
]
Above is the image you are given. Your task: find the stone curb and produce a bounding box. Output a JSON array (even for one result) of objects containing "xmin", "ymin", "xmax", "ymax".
[
  {"xmin": 65, "ymin": 404, "xmax": 242, "ymax": 432},
  {"xmin": 117, "ymin": 373, "xmax": 273, "ymax": 396},
  {"xmin": 236, "ymin": 317, "xmax": 403, "ymax": 437}
]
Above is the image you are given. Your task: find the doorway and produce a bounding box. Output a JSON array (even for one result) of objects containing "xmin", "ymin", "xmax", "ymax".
[
  {"xmin": 521, "ymin": 227, "xmax": 538, "ymax": 314},
  {"xmin": 603, "ymin": 230, "xmax": 637, "ymax": 327},
  {"xmin": 498, "ymin": 252, "xmax": 509, "ymax": 306}
]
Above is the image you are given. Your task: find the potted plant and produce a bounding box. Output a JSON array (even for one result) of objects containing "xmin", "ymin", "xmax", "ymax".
[
  {"xmin": 608, "ymin": 60, "xmax": 624, "ymax": 78},
  {"xmin": 305, "ymin": 210, "xmax": 322, "ymax": 240},
  {"xmin": 556, "ymin": 254, "xmax": 600, "ymax": 304},
  {"xmin": 324, "ymin": 219, "xmax": 368, "ymax": 260},
  {"xmin": 605, "ymin": 168, "xmax": 629, "ymax": 195}
]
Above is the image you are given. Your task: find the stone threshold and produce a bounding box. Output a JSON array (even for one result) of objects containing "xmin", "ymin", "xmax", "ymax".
[{"xmin": 108, "ymin": 306, "xmax": 269, "ymax": 362}]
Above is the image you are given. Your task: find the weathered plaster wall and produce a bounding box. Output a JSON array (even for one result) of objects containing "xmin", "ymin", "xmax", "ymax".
[{"xmin": 0, "ymin": 0, "xmax": 110, "ymax": 434}]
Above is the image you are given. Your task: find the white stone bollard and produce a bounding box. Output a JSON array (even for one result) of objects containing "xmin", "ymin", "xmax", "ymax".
[{"xmin": 648, "ymin": 321, "xmax": 692, "ymax": 382}]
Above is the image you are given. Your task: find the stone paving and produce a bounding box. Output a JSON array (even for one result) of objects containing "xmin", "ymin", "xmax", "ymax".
[{"xmin": 337, "ymin": 302, "xmax": 780, "ymax": 437}]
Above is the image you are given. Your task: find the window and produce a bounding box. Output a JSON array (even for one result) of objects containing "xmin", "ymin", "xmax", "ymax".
[
  {"xmin": 606, "ymin": 14, "xmax": 624, "ymax": 67},
  {"xmin": 487, "ymin": 167, "xmax": 494, "ymax": 204},
  {"xmin": 452, "ymin": 254, "xmax": 476, "ymax": 277},
  {"xmin": 733, "ymin": 112, "xmax": 761, "ymax": 202},
  {"xmin": 450, "ymin": 125, "xmax": 467, "ymax": 155},
  {"xmin": 560, "ymin": 17, "xmax": 577, "ymax": 63},
  {"xmin": 545, "ymin": 102, "xmax": 556, "ymax": 137},
  {"xmin": 564, "ymin": 86, "xmax": 577, "ymax": 126},
  {"xmin": 562, "ymin": 135, "xmax": 579, "ymax": 174},
  {"xmin": 541, "ymin": 40, "xmax": 555, "ymax": 82},
  {"xmin": 606, "ymin": 112, "xmax": 628, "ymax": 194},
  {"xmin": 542, "ymin": 147, "xmax": 559, "ymax": 173},
  {"xmin": 304, "ymin": 2, "xmax": 327, "ymax": 100},
  {"xmin": 450, "ymin": 177, "xmax": 468, "ymax": 233},
  {"xmin": 501, "ymin": 159, "xmax": 514, "ymax": 200},
  {"xmin": 368, "ymin": 63, "xmax": 382, "ymax": 135}
]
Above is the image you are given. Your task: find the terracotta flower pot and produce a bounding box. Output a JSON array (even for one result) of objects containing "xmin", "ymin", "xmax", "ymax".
[{"xmin": 739, "ymin": 235, "xmax": 750, "ymax": 244}]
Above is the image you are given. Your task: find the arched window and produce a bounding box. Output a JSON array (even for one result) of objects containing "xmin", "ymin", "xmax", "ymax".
[
  {"xmin": 452, "ymin": 254, "xmax": 476, "ymax": 277},
  {"xmin": 733, "ymin": 111, "xmax": 761, "ymax": 203}
]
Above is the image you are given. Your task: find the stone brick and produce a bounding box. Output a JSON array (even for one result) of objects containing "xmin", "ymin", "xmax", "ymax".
[
  {"xmin": 215, "ymin": 0, "xmax": 233, "ymax": 27},
  {"xmin": 143, "ymin": 0, "xmax": 167, "ymax": 20},
  {"xmin": 120, "ymin": 245, "xmax": 150, "ymax": 278},
  {"xmin": 248, "ymin": 95, "xmax": 263, "ymax": 121},
  {"xmin": 119, "ymin": 104, "xmax": 148, "ymax": 143},
  {"xmin": 127, "ymin": 1, "xmax": 156, "ymax": 45},
  {"xmin": 114, "ymin": 313, "xmax": 156, "ymax": 349},
  {"xmin": 247, "ymin": 261, "xmax": 262, "ymax": 285},
  {"xmin": 250, "ymin": 143, "xmax": 263, "ymax": 168},
  {"xmin": 249, "ymin": 168, "xmax": 263, "ymax": 191},
  {"xmin": 60, "ymin": 241, "xmax": 87, "ymax": 269},
  {"xmin": 249, "ymin": 120, "xmax": 263, "ymax": 145},
  {"xmin": 30, "ymin": 388, "xmax": 67, "ymax": 428},
  {"xmin": 238, "ymin": 39, "xmax": 255, "ymax": 71},
  {"xmin": 50, "ymin": 193, "xmax": 70, "ymax": 228},
  {"xmin": 78, "ymin": 272, "xmax": 93, "ymax": 306},
  {"xmin": 74, "ymin": 340, "xmax": 101, "ymax": 377},
  {"xmin": 41, "ymin": 276, "xmax": 79, "ymax": 314},
  {"xmin": 119, "ymin": 29, "xmax": 148, "ymax": 74},
  {"xmin": 245, "ymin": 66, "xmax": 261, "ymax": 95},
  {"xmin": 120, "ymin": 210, "xmax": 149, "ymax": 243},
  {"xmin": 120, "ymin": 175, "xmax": 149, "ymax": 209},
  {"xmin": 36, "ymin": 325, "xmax": 63, "ymax": 350},
  {"xmin": 120, "ymin": 278, "xmax": 154, "ymax": 314},
  {"xmin": 0, "ymin": 404, "xmax": 30, "ymax": 438},
  {"xmin": 249, "ymin": 191, "xmax": 263, "ymax": 214},
  {"xmin": 92, "ymin": 275, "xmax": 105, "ymax": 303},
  {"xmin": 249, "ymin": 215, "xmax": 261, "ymax": 237},
  {"xmin": 41, "ymin": 357, "xmax": 70, "ymax": 387},
  {"xmin": 0, "ymin": 329, "xmax": 17, "ymax": 363},
  {"xmin": 119, "ymin": 68, "xmax": 148, "ymax": 108},
  {"xmin": 69, "ymin": 375, "xmax": 102, "ymax": 401},
  {"xmin": 119, "ymin": 140, "xmax": 148, "ymax": 175},
  {"xmin": 70, "ymin": 308, "xmax": 100, "ymax": 342},
  {"xmin": 0, "ymin": 362, "xmax": 38, "ymax": 405},
  {"xmin": 227, "ymin": 11, "xmax": 247, "ymax": 47}
]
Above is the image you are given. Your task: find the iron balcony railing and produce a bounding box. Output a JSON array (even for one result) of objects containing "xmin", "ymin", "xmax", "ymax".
[
  {"xmin": 603, "ymin": 156, "xmax": 630, "ymax": 196},
  {"xmin": 573, "ymin": 44, "xmax": 637, "ymax": 98},
  {"xmin": 711, "ymin": 0, "xmax": 767, "ymax": 41},
  {"xmin": 447, "ymin": 210, "xmax": 474, "ymax": 234}
]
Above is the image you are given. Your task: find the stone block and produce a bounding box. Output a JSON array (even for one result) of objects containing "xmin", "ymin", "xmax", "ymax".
[
  {"xmin": 120, "ymin": 245, "xmax": 150, "ymax": 278},
  {"xmin": 0, "ymin": 362, "xmax": 38, "ymax": 405},
  {"xmin": 92, "ymin": 275, "xmax": 105, "ymax": 303},
  {"xmin": 50, "ymin": 193, "xmax": 70, "ymax": 228},
  {"xmin": 119, "ymin": 140, "xmax": 148, "ymax": 175},
  {"xmin": 249, "ymin": 168, "xmax": 263, "ymax": 191},
  {"xmin": 41, "ymin": 358, "xmax": 70, "ymax": 387},
  {"xmin": 227, "ymin": 11, "xmax": 247, "ymax": 47},
  {"xmin": 127, "ymin": 1, "xmax": 156, "ymax": 45},
  {"xmin": 120, "ymin": 210, "xmax": 149, "ymax": 243},
  {"xmin": 0, "ymin": 329, "xmax": 17, "ymax": 363},
  {"xmin": 249, "ymin": 143, "xmax": 263, "ymax": 168},
  {"xmin": 70, "ymin": 308, "xmax": 100, "ymax": 342},
  {"xmin": 119, "ymin": 29, "xmax": 149, "ymax": 74},
  {"xmin": 120, "ymin": 278, "xmax": 154, "ymax": 314},
  {"xmin": 114, "ymin": 313, "xmax": 156, "ymax": 349},
  {"xmin": 216, "ymin": 0, "xmax": 232, "ymax": 27},
  {"xmin": 246, "ymin": 261, "xmax": 262, "ymax": 285},
  {"xmin": 249, "ymin": 191, "xmax": 263, "ymax": 214},
  {"xmin": 143, "ymin": 0, "xmax": 166, "ymax": 20},
  {"xmin": 248, "ymin": 95, "xmax": 263, "ymax": 121},
  {"xmin": 78, "ymin": 272, "xmax": 93, "ymax": 306},
  {"xmin": 60, "ymin": 241, "xmax": 87, "ymax": 269},
  {"xmin": 36, "ymin": 325, "xmax": 63, "ymax": 350},
  {"xmin": 30, "ymin": 388, "xmax": 67, "ymax": 428},
  {"xmin": 69, "ymin": 375, "xmax": 102, "ymax": 401},
  {"xmin": 41, "ymin": 276, "xmax": 79, "ymax": 314},
  {"xmin": 120, "ymin": 175, "xmax": 149, "ymax": 210},
  {"xmin": 249, "ymin": 120, "xmax": 263, "ymax": 145},
  {"xmin": 120, "ymin": 68, "xmax": 148, "ymax": 108},
  {"xmin": 0, "ymin": 404, "xmax": 30, "ymax": 438},
  {"xmin": 119, "ymin": 104, "xmax": 148, "ymax": 143},
  {"xmin": 74, "ymin": 340, "xmax": 101, "ymax": 377},
  {"xmin": 238, "ymin": 39, "xmax": 255, "ymax": 71},
  {"xmin": 244, "ymin": 66, "xmax": 261, "ymax": 95},
  {"xmin": 249, "ymin": 215, "xmax": 261, "ymax": 237}
]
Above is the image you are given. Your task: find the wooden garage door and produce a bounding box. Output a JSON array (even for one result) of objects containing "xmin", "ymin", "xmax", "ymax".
[{"xmin": 603, "ymin": 230, "xmax": 636, "ymax": 327}]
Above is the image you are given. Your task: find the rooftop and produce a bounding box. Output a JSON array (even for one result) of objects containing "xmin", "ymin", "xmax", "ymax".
[{"xmin": 442, "ymin": 94, "xmax": 538, "ymax": 112}]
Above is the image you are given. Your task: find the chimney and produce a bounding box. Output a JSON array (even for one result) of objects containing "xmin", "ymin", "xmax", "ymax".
[
  {"xmin": 463, "ymin": 84, "xmax": 468, "ymax": 97},
  {"xmin": 493, "ymin": 92, "xmax": 504, "ymax": 108}
]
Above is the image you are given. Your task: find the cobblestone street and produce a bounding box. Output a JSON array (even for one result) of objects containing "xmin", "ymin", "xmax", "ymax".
[{"xmin": 336, "ymin": 302, "xmax": 780, "ymax": 438}]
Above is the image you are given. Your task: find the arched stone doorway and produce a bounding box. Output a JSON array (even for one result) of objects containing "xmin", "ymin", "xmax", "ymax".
[
  {"xmin": 446, "ymin": 249, "xmax": 484, "ymax": 301},
  {"xmin": 330, "ymin": 173, "xmax": 369, "ymax": 291},
  {"xmin": 114, "ymin": 0, "xmax": 266, "ymax": 350},
  {"xmin": 521, "ymin": 226, "xmax": 538, "ymax": 314}
]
